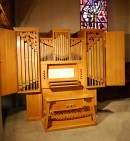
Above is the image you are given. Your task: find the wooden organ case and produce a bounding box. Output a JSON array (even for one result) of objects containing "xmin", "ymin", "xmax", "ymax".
[
  {"xmin": 13, "ymin": 27, "xmax": 42, "ymax": 120},
  {"xmin": 40, "ymin": 28, "xmax": 125, "ymax": 131},
  {"xmin": 13, "ymin": 27, "xmax": 41, "ymax": 93},
  {"xmin": 40, "ymin": 29, "xmax": 96, "ymax": 131},
  {"xmin": 0, "ymin": 27, "xmax": 125, "ymax": 132}
]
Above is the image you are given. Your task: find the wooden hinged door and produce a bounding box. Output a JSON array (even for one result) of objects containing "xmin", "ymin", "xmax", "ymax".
[
  {"xmin": 106, "ymin": 31, "xmax": 125, "ymax": 86},
  {"xmin": 0, "ymin": 28, "xmax": 18, "ymax": 96}
]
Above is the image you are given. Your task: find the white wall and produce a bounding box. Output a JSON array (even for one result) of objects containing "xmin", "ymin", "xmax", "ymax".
[
  {"xmin": 107, "ymin": 0, "xmax": 129, "ymax": 61},
  {"xmin": 15, "ymin": 0, "xmax": 80, "ymax": 33}
]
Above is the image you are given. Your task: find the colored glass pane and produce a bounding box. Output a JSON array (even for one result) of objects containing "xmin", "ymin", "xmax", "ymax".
[{"xmin": 80, "ymin": 0, "xmax": 107, "ymax": 29}]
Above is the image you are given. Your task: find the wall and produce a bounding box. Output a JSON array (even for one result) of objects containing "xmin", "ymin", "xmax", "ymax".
[
  {"xmin": 107, "ymin": 0, "xmax": 129, "ymax": 61},
  {"xmin": 129, "ymin": 0, "xmax": 130, "ymax": 62},
  {"xmin": 107, "ymin": 0, "xmax": 129, "ymax": 32},
  {"xmin": 129, "ymin": 0, "xmax": 130, "ymax": 34},
  {"xmin": 15, "ymin": 0, "xmax": 80, "ymax": 33}
]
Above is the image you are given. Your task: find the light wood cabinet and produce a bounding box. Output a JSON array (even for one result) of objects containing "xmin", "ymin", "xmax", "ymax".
[{"xmin": 26, "ymin": 93, "xmax": 42, "ymax": 120}]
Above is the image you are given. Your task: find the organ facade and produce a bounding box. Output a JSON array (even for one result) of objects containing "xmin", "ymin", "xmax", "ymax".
[{"xmin": 0, "ymin": 27, "xmax": 125, "ymax": 131}]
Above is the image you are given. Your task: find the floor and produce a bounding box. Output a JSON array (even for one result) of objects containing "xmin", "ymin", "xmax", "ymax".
[{"xmin": 3, "ymin": 98, "xmax": 130, "ymax": 141}]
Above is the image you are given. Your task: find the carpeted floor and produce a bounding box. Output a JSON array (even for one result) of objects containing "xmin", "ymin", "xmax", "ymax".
[{"xmin": 4, "ymin": 98, "xmax": 130, "ymax": 141}]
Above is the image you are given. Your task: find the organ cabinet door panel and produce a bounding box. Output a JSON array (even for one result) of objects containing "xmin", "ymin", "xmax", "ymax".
[
  {"xmin": 106, "ymin": 31, "xmax": 125, "ymax": 86},
  {"xmin": 0, "ymin": 28, "xmax": 18, "ymax": 96}
]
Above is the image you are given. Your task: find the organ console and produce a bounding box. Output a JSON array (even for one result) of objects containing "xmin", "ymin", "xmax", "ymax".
[
  {"xmin": 0, "ymin": 27, "xmax": 125, "ymax": 131},
  {"xmin": 40, "ymin": 29, "xmax": 96, "ymax": 131}
]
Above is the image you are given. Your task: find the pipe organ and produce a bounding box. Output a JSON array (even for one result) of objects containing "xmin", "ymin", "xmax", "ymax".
[
  {"xmin": 13, "ymin": 27, "xmax": 40, "ymax": 93},
  {"xmin": 39, "ymin": 28, "xmax": 125, "ymax": 131},
  {"xmin": 40, "ymin": 29, "xmax": 96, "ymax": 131},
  {"xmin": 86, "ymin": 30, "xmax": 105, "ymax": 87},
  {"xmin": 0, "ymin": 27, "xmax": 125, "ymax": 131}
]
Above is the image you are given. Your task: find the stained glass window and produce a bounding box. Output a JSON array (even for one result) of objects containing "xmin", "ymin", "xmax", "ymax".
[{"xmin": 80, "ymin": 0, "xmax": 107, "ymax": 29}]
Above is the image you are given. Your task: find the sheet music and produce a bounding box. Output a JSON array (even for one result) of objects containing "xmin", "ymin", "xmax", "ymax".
[{"xmin": 48, "ymin": 68, "xmax": 74, "ymax": 79}]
